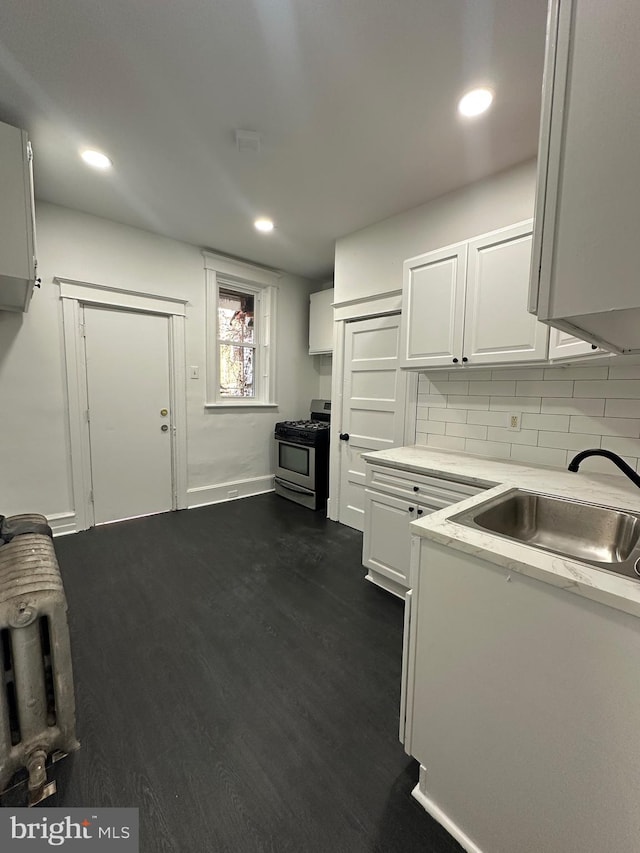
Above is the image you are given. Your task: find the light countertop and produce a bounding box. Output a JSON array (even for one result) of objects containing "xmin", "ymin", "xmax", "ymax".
[{"xmin": 363, "ymin": 446, "xmax": 640, "ymax": 618}]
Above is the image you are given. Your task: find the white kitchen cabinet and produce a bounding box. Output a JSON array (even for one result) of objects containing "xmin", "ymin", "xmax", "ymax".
[
  {"xmin": 402, "ymin": 536, "xmax": 640, "ymax": 853},
  {"xmin": 463, "ymin": 223, "xmax": 548, "ymax": 365},
  {"xmin": 362, "ymin": 461, "xmax": 486, "ymax": 597},
  {"xmin": 401, "ymin": 220, "xmax": 548, "ymax": 370},
  {"xmin": 309, "ymin": 288, "xmax": 334, "ymax": 354},
  {"xmin": 548, "ymin": 327, "xmax": 604, "ymax": 361},
  {"xmin": 530, "ymin": 0, "xmax": 640, "ymax": 354},
  {"xmin": 400, "ymin": 243, "xmax": 466, "ymax": 369},
  {"xmin": 0, "ymin": 120, "xmax": 37, "ymax": 312}
]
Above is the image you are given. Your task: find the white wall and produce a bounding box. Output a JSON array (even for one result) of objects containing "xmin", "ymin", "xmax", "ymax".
[
  {"xmin": 416, "ymin": 361, "xmax": 640, "ymax": 477},
  {"xmin": 333, "ymin": 160, "xmax": 537, "ymax": 306},
  {"xmin": 0, "ymin": 202, "xmax": 320, "ymax": 520}
]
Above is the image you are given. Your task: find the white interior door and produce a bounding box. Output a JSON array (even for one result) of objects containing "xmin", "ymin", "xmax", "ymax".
[
  {"xmin": 338, "ymin": 314, "xmax": 406, "ymax": 531},
  {"xmin": 83, "ymin": 305, "xmax": 173, "ymax": 525}
]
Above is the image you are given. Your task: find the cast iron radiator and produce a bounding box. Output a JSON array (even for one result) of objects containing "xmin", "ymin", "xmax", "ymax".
[{"xmin": 0, "ymin": 513, "xmax": 79, "ymax": 803}]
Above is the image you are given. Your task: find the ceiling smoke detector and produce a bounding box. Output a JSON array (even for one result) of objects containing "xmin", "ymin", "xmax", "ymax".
[{"xmin": 235, "ymin": 130, "xmax": 262, "ymax": 154}]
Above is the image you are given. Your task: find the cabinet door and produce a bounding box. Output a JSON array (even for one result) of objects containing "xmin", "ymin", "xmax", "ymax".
[
  {"xmin": 532, "ymin": 0, "xmax": 640, "ymax": 353},
  {"xmin": 464, "ymin": 221, "xmax": 548, "ymax": 365},
  {"xmin": 363, "ymin": 489, "xmax": 415, "ymax": 589},
  {"xmin": 548, "ymin": 327, "xmax": 602, "ymax": 360},
  {"xmin": 309, "ymin": 288, "xmax": 334, "ymax": 354},
  {"xmin": 400, "ymin": 243, "xmax": 466, "ymax": 369},
  {"xmin": 0, "ymin": 121, "xmax": 36, "ymax": 312}
]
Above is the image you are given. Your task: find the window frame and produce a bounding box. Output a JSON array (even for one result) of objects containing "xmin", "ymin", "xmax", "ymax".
[{"xmin": 204, "ymin": 252, "xmax": 279, "ymax": 408}]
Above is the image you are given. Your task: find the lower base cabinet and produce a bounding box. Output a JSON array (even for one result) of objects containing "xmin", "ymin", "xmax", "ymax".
[
  {"xmin": 362, "ymin": 461, "xmax": 486, "ymax": 598},
  {"xmin": 402, "ymin": 536, "xmax": 640, "ymax": 853}
]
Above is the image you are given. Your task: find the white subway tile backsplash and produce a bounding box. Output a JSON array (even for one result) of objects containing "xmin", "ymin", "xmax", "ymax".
[
  {"xmin": 569, "ymin": 416, "xmax": 640, "ymax": 438},
  {"xmin": 445, "ymin": 369, "xmax": 493, "ymax": 381},
  {"xmin": 601, "ymin": 435, "xmax": 640, "ymax": 458},
  {"xmin": 607, "ymin": 364, "xmax": 640, "ymax": 380},
  {"xmin": 604, "ymin": 399, "xmax": 640, "ymax": 419},
  {"xmin": 491, "ymin": 368, "xmax": 545, "ymax": 381},
  {"xmin": 445, "ymin": 422, "xmax": 488, "ymax": 440},
  {"xmin": 509, "ymin": 445, "xmax": 568, "ymax": 467},
  {"xmin": 574, "ymin": 380, "xmax": 640, "ymax": 399},
  {"xmin": 428, "ymin": 407, "xmax": 467, "ymax": 423},
  {"xmin": 426, "ymin": 434, "xmax": 466, "ymax": 451},
  {"xmin": 487, "ymin": 427, "xmax": 539, "ymax": 446},
  {"xmin": 516, "ymin": 380, "xmax": 574, "ymax": 397},
  {"xmin": 416, "ymin": 418, "xmax": 445, "ymax": 435},
  {"xmin": 538, "ymin": 431, "xmax": 599, "ymax": 451},
  {"xmin": 566, "ymin": 451, "xmax": 638, "ymax": 478},
  {"xmin": 417, "ymin": 392, "xmax": 447, "ymax": 408},
  {"xmin": 427, "ymin": 380, "xmax": 470, "ymax": 395},
  {"xmin": 468, "ymin": 381, "xmax": 516, "ymax": 397},
  {"xmin": 541, "ymin": 397, "xmax": 605, "ymax": 416},
  {"xmin": 521, "ymin": 413, "xmax": 570, "ymax": 431},
  {"xmin": 467, "ymin": 410, "xmax": 511, "ymax": 428},
  {"xmin": 464, "ymin": 439, "xmax": 512, "ymax": 459},
  {"xmin": 490, "ymin": 397, "xmax": 542, "ymax": 413},
  {"xmin": 543, "ymin": 366, "xmax": 609, "ymax": 381},
  {"xmin": 414, "ymin": 364, "xmax": 640, "ymax": 475},
  {"xmin": 446, "ymin": 395, "xmax": 490, "ymax": 410}
]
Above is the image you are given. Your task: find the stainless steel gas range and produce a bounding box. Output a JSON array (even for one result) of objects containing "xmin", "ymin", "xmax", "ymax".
[{"xmin": 274, "ymin": 399, "xmax": 330, "ymax": 510}]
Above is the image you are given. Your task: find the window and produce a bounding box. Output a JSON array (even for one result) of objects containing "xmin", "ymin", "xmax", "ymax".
[
  {"xmin": 218, "ymin": 287, "xmax": 256, "ymax": 398},
  {"xmin": 204, "ymin": 253, "xmax": 278, "ymax": 407}
]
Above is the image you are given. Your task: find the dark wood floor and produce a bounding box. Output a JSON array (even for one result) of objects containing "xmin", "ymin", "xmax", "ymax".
[{"xmin": 6, "ymin": 494, "xmax": 462, "ymax": 852}]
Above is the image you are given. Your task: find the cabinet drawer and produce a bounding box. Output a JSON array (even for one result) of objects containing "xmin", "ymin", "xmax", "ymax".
[{"xmin": 366, "ymin": 463, "xmax": 486, "ymax": 506}]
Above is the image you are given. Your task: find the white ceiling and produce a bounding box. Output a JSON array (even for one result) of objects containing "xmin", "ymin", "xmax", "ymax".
[{"xmin": 0, "ymin": 0, "xmax": 548, "ymax": 280}]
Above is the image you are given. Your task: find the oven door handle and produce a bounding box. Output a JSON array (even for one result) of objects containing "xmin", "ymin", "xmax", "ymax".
[{"xmin": 274, "ymin": 477, "xmax": 315, "ymax": 496}]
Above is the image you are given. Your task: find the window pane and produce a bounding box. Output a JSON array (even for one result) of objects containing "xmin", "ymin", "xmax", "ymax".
[
  {"xmin": 218, "ymin": 289, "xmax": 255, "ymax": 344},
  {"xmin": 219, "ymin": 344, "xmax": 255, "ymax": 397}
]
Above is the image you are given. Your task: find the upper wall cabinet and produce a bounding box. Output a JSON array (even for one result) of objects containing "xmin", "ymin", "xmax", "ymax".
[
  {"xmin": 309, "ymin": 288, "xmax": 334, "ymax": 354},
  {"xmin": 0, "ymin": 120, "xmax": 37, "ymax": 312},
  {"xmin": 400, "ymin": 220, "xmax": 549, "ymax": 370},
  {"xmin": 530, "ymin": 0, "xmax": 640, "ymax": 354}
]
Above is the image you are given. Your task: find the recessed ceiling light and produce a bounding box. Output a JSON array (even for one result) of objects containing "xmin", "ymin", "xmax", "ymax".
[
  {"xmin": 458, "ymin": 88, "xmax": 494, "ymax": 118},
  {"xmin": 80, "ymin": 149, "xmax": 112, "ymax": 170},
  {"xmin": 254, "ymin": 218, "xmax": 274, "ymax": 233}
]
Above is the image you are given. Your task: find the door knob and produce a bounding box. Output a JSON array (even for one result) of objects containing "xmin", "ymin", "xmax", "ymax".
[
  {"xmin": 160, "ymin": 408, "xmax": 168, "ymax": 417},
  {"xmin": 408, "ymin": 506, "xmax": 415, "ymax": 513},
  {"xmin": 339, "ymin": 433, "xmax": 350, "ymax": 441},
  {"xmin": 161, "ymin": 424, "xmax": 169, "ymax": 432}
]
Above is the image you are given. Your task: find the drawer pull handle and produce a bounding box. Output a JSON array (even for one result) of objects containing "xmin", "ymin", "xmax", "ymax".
[{"xmin": 413, "ymin": 485, "xmax": 419, "ymax": 492}]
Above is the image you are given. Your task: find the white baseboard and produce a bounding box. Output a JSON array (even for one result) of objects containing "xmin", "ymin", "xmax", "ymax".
[
  {"xmin": 48, "ymin": 512, "xmax": 78, "ymax": 537},
  {"xmin": 364, "ymin": 571, "xmax": 407, "ymax": 600},
  {"xmin": 186, "ymin": 475, "xmax": 274, "ymax": 509},
  {"xmin": 412, "ymin": 769, "xmax": 484, "ymax": 853}
]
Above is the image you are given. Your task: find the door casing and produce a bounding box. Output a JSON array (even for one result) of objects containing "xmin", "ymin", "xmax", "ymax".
[
  {"xmin": 329, "ymin": 291, "xmax": 417, "ymax": 525},
  {"xmin": 59, "ymin": 278, "xmax": 188, "ymax": 531}
]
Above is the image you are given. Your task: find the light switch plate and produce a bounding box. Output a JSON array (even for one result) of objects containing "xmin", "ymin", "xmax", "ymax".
[{"xmin": 190, "ymin": 365, "xmax": 199, "ymax": 379}]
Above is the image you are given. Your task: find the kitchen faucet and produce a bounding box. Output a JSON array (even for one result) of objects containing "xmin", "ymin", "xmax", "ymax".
[{"xmin": 568, "ymin": 448, "xmax": 640, "ymax": 489}]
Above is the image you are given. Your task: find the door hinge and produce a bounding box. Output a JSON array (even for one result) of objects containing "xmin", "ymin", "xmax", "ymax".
[
  {"xmin": 88, "ymin": 490, "xmax": 94, "ymax": 503},
  {"xmin": 79, "ymin": 322, "xmax": 86, "ymax": 338},
  {"xmin": 85, "ymin": 409, "xmax": 90, "ymax": 423},
  {"xmin": 27, "ymin": 140, "xmax": 33, "ymax": 162}
]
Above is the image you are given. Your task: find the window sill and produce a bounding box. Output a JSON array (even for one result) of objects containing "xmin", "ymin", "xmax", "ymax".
[{"xmin": 204, "ymin": 401, "xmax": 279, "ymax": 410}]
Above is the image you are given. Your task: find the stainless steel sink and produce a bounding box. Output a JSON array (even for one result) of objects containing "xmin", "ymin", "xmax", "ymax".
[{"xmin": 452, "ymin": 490, "xmax": 640, "ymax": 579}]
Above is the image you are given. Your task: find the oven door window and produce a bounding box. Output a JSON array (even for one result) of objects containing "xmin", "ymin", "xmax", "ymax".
[{"xmin": 279, "ymin": 442, "xmax": 309, "ymax": 476}]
